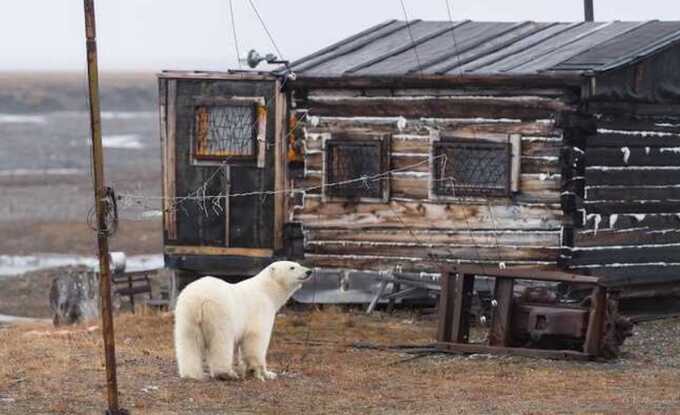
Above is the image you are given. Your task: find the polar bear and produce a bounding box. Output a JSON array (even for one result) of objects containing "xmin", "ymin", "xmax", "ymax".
[{"xmin": 174, "ymin": 261, "xmax": 312, "ymax": 381}]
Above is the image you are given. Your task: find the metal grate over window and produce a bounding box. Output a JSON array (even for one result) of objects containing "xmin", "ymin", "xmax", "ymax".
[
  {"xmin": 433, "ymin": 140, "xmax": 511, "ymax": 197},
  {"xmin": 325, "ymin": 140, "xmax": 385, "ymax": 200},
  {"xmin": 194, "ymin": 104, "xmax": 256, "ymax": 159}
]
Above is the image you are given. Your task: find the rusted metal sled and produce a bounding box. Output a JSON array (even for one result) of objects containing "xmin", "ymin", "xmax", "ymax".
[{"xmin": 437, "ymin": 265, "xmax": 632, "ymax": 360}]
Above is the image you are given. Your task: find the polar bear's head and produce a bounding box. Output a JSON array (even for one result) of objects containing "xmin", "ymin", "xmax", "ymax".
[{"xmin": 268, "ymin": 260, "xmax": 313, "ymax": 292}]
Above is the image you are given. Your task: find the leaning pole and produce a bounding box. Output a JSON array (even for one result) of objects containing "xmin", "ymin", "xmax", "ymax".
[{"xmin": 83, "ymin": 1, "xmax": 125, "ymax": 413}]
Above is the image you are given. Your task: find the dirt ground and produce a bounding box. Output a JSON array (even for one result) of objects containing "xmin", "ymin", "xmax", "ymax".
[{"xmin": 0, "ymin": 308, "xmax": 679, "ymax": 415}]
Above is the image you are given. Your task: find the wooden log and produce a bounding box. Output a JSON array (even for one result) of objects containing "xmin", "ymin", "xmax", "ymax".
[
  {"xmin": 391, "ymin": 154, "xmax": 429, "ymax": 172},
  {"xmin": 295, "ymin": 198, "xmax": 564, "ymax": 230},
  {"xmin": 522, "ymin": 156, "xmax": 560, "ymax": 174},
  {"xmin": 306, "ymin": 228, "xmax": 560, "ymax": 246},
  {"xmin": 575, "ymin": 227, "xmax": 680, "ymax": 247},
  {"xmin": 581, "ymin": 212, "xmax": 680, "ymax": 230},
  {"xmin": 521, "ymin": 138, "xmax": 563, "ymax": 157},
  {"xmin": 586, "ymin": 185, "xmax": 680, "ymax": 202},
  {"xmin": 304, "ymin": 254, "xmax": 554, "ymax": 272},
  {"xmin": 584, "ymin": 201, "xmax": 680, "ymax": 214},
  {"xmin": 585, "ymin": 168, "xmax": 680, "ymax": 186},
  {"xmin": 586, "ymin": 132, "xmax": 680, "ymax": 147},
  {"xmin": 305, "ymin": 96, "xmax": 571, "ymax": 120},
  {"xmin": 570, "ymin": 246, "xmax": 680, "ymax": 265},
  {"xmin": 488, "ymin": 277, "xmax": 514, "ymax": 347},
  {"xmin": 579, "ymin": 265, "xmax": 680, "ymax": 287},
  {"xmin": 305, "ymin": 241, "xmax": 560, "ymax": 261},
  {"xmin": 587, "ymin": 147, "xmax": 680, "ymax": 167}
]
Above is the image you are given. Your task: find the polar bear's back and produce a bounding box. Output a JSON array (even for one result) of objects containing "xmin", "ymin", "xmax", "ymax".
[{"xmin": 175, "ymin": 276, "xmax": 236, "ymax": 325}]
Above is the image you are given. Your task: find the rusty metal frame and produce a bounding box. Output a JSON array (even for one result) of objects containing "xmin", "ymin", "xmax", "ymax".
[{"xmin": 437, "ymin": 264, "xmax": 608, "ymax": 360}]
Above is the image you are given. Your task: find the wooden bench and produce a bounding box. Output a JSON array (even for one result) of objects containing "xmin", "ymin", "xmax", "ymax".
[{"xmin": 111, "ymin": 270, "xmax": 153, "ymax": 313}]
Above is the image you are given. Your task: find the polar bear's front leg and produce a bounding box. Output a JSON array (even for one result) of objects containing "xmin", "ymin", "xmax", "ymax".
[{"xmin": 242, "ymin": 331, "xmax": 276, "ymax": 381}]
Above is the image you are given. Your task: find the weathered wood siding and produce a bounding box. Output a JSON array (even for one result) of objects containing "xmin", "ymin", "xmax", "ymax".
[
  {"xmin": 290, "ymin": 88, "xmax": 575, "ymax": 271},
  {"xmin": 567, "ymin": 118, "xmax": 680, "ymax": 286}
]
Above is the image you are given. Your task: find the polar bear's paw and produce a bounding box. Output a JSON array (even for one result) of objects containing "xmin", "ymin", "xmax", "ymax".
[
  {"xmin": 250, "ymin": 367, "xmax": 277, "ymax": 381},
  {"xmin": 263, "ymin": 369, "xmax": 278, "ymax": 380},
  {"xmin": 214, "ymin": 369, "xmax": 240, "ymax": 381}
]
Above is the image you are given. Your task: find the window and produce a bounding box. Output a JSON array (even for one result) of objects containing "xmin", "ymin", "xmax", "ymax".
[
  {"xmin": 193, "ymin": 98, "xmax": 266, "ymax": 163},
  {"xmin": 323, "ymin": 135, "xmax": 389, "ymax": 202},
  {"xmin": 432, "ymin": 139, "xmax": 511, "ymax": 197}
]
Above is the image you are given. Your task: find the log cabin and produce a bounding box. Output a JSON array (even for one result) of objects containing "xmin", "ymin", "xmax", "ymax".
[{"xmin": 159, "ymin": 20, "xmax": 680, "ymax": 300}]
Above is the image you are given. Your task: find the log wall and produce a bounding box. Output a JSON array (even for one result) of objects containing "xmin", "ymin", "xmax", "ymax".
[
  {"xmin": 289, "ymin": 88, "xmax": 576, "ymax": 272},
  {"xmin": 566, "ymin": 118, "xmax": 680, "ymax": 286}
]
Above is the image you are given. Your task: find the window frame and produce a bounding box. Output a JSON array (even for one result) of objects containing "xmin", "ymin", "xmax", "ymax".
[
  {"xmin": 429, "ymin": 135, "xmax": 519, "ymax": 200},
  {"xmin": 321, "ymin": 133, "xmax": 391, "ymax": 203},
  {"xmin": 191, "ymin": 96, "xmax": 267, "ymax": 166}
]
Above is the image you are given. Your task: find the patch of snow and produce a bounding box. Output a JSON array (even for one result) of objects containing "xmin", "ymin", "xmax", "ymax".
[
  {"xmin": 610, "ymin": 214, "xmax": 619, "ymax": 228},
  {"xmin": 660, "ymin": 147, "xmax": 680, "ymax": 154},
  {"xmin": 102, "ymin": 134, "xmax": 143, "ymax": 149},
  {"xmin": 309, "ymin": 116, "xmax": 319, "ymax": 127},
  {"xmin": 396, "ymin": 116, "xmax": 407, "ymax": 131},
  {"xmin": 645, "ymin": 147, "xmax": 651, "ymax": 155},
  {"xmin": 0, "ymin": 114, "xmax": 47, "ymax": 124},
  {"xmin": 0, "ymin": 254, "xmax": 164, "ymax": 278},
  {"xmin": 631, "ymin": 214, "xmax": 646, "ymax": 222},
  {"xmin": 597, "ymin": 128, "xmax": 680, "ymax": 137},
  {"xmin": 621, "ymin": 147, "xmax": 630, "ymax": 164},
  {"xmin": 587, "ymin": 213, "xmax": 602, "ymax": 235}
]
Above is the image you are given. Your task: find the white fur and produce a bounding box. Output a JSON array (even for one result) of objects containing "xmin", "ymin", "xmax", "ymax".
[{"xmin": 174, "ymin": 261, "xmax": 311, "ymax": 381}]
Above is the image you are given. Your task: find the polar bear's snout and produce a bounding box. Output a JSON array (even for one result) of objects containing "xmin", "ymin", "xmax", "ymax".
[{"xmin": 299, "ymin": 268, "xmax": 313, "ymax": 281}]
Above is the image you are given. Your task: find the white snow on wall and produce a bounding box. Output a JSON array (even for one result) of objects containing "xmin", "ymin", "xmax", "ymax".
[{"xmin": 621, "ymin": 147, "xmax": 630, "ymax": 164}]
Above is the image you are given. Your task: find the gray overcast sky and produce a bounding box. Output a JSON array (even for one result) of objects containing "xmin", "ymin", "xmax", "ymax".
[{"xmin": 1, "ymin": 0, "xmax": 679, "ymax": 71}]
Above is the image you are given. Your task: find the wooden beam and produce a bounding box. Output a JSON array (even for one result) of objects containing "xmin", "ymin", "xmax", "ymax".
[
  {"xmin": 488, "ymin": 277, "xmax": 514, "ymax": 346},
  {"xmin": 437, "ymin": 271, "xmax": 456, "ymax": 343},
  {"xmin": 164, "ymin": 80, "xmax": 177, "ymax": 240},
  {"xmin": 444, "ymin": 264, "xmax": 600, "ymax": 284},
  {"xmin": 583, "ymin": 286, "xmax": 606, "ymax": 355},
  {"xmin": 451, "ymin": 273, "xmax": 475, "ymax": 343},
  {"xmin": 273, "ymin": 81, "xmax": 287, "ymax": 251},
  {"xmin": 437, "ymin": 342, "xmax": 593, "ymax": 361},
  {"xmin": 164, "ymin": 245, "xmax": 274, "ymax": 257}
]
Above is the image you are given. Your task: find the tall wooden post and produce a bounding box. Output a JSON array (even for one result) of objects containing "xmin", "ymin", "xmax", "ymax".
[
  {"xmin": 584, "ymin": 0, "xmax": 594, "ymax": 22},
  {"xmin": 83, "ymin": 1, "xmax": 124, "ymax": 413}
]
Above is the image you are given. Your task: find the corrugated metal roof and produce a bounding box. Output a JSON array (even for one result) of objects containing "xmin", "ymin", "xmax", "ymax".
[{"xmin": 291, "ymin": 20, "xmax": 680, "ymax": 77}]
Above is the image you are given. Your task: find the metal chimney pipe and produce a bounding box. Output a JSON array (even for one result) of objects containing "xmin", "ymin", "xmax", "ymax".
[{"xmin": 584, "ymin": 0, "xmax": 594, "ymax": 21}]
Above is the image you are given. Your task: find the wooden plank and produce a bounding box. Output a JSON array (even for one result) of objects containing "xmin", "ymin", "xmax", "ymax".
[
  {"xmin": 575, "ymin": 228, "xmax": 680, "ymax": 247},
  {"xmin": 159, "ymin": 71, "xmax": 275, "ymax": 81},
  {"xmin": 488, "ymin": 277, "xmax": 514, "ymax": 347},
  {"xmin": 584, "ymin": 200, "xmax": 680, "ymax": 214},
  {"xmin": 437, "ymin": 271, "xmax": 456, "ymax": 343},
  {"xmin": 164, "ymin": 245, "xmax": 273, "ymax": 257},
  {"xmin": 583, "ymin": 286, "xmax": 606, "ymax": 356},
  {"xmin": 274, "ymin": 82, "xmax": 287, "ymax": 251},
  {"xmin": 306, "ymin": 117, "xmax": 559, "ymax": 137},
  {"xmin": 305, "ymin": 241, "xmax": 559, "ymax": 261},
  {"xmin": 306, "ymin": 228, "xmax": 560, "ymax": 246},
  {"xmin": 164, "ymin": 79, "xmax": 177, "ymax": 240},
  {"xmin": 306, "ymin": 96, "xmax": 570, "ymax": 120},
  {"xmin": 570, "ymin": 246, "xmax": 680, "ymax": 265},
  {"xmin": 521, "ymin": 157, "xmax": 560, "ymax": 174},
  {"xmin": 437, "ymin": 342, "xmax": 593, "ymax": 361},
  {"xmin": 587, "ymin": 147, "xmax": 680, "ymax": 167},
  {"xmin": 586, "ymin": 185, "xmax": 680, "ymax": 202},
  {"xmin": 391, "ymin": 136, "xmax": 430, "ymax": 154},
  {"xmin": 586, "ymin": 132, "xmax": 680, "ymax": 147},
  {"xmin": 578, "ymin": 265, "xmax": 680, "ymax": 287},
  {"xmin": 451, "ymin": 274, "xmax": 475, "ymax": 343},
  {"xmin": 391, "ymin": 154, "xmax": 429, "ymax": 172},
  {"xmin": 304, "ymin": 254, "xmax": 554, "ymax": 273},
  {"xmin": 521, "ymin": 138, "xmax": 562, "ymax": 157},
  {"xmin": 585, "ymin": 168, "xmax": 680, "ymax": 186},
  {"xmin": 444, "ymin": 264, "xmax": 600, "ymax": 284},
  {"xmin": 391, "ymin": 175, "xmax": 429, "ymax": 199},
  {"xmin": 510, "ymin": 134, "xmax": 522, "ymax": 192},
  {"xmin": 295, "ymin": 198, "xmax": 564, "ymax": 230}
]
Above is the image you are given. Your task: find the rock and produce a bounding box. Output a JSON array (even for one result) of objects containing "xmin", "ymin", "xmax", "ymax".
[{"xmin": 49, "ymin": 266, "xmax": 100, "ymax": 326}]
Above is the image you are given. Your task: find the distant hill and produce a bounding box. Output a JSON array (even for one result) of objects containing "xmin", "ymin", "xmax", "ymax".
[{"xmin": 0, "ymin": 72, "xmax": 157, "ymax": 113}]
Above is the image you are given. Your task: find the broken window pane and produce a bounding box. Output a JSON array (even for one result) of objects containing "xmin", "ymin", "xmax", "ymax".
[
  {"xmin": 195, "ymin": 105, "xmax": 255, "ymax": 159},
  {"xmin": 433, "ymin": 140, "xmax": 511, "ymax": 197}
]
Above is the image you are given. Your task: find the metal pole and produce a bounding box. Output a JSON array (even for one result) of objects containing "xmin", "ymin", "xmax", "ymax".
[
  {"xmin": 83, "ymin": 1, "xmax": 124, "ymax": 414},
  {"xmin": 584, "ymin": 0, "xmax": 594, "ymax": 22}
]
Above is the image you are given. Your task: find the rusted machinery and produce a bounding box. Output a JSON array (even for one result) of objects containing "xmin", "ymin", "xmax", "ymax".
[{"xmin": 437, "ymin": 265, "xmax": 632, "ymax": 360}]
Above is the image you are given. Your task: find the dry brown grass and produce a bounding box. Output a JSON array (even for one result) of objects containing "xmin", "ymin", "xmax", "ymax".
[{"xmin": 1, "ymin": 308, "xmax": 680, "ymax": 414}]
